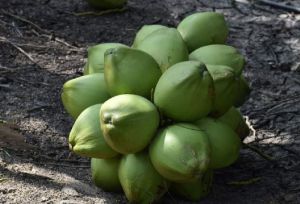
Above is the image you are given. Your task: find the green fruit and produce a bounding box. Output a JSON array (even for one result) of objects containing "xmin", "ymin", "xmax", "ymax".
[
  {"xmin": 206, "ymin": 64, "xmax": 239, "ymax": 117},
  {"xmin": 154, "ymin": 61, "xmax": 213, "ymax": 122},
  {"xmin": 218, "ymin": 107, "xmax": 250, "ymax": 140},
  {"xmin": 135, "ymin": 27, "xmax": 189, "ymax": 72},
  {"xmin": 189, "ymin": 44, "xmax": 245, "ymax": 76},
  {"xmin": 195, "ymin": 118, "xmax": 241, "ymax": 169},
  {"xmin": 177, "ymin": 12, "xmax": 228, "ymax": 52},
  {"xmin": 91, "ymin": 157, "xmax": 122, "ymax": 192},
  {"xmin": 86, "ymin": 0, "xmax": 126, "ymax": 9},
  {"xmin": 69, "ymin": 104, "xmax": 118, "ymax": 158},
  {"xmin": 149, "ymin": 123, "xmax": 211, "ymax": 183},
  {"xmin": 234, "ymin": 76, "xmax": 251, "ymax": 107},
  {"xmin": 171, "ymin": 170, "xmax": 213, "ymax": 201},
  {"xmin": 100, "ymin": 94, "xmax": 159, "ymax": 154},
  {"xmin": 119, "ymin": 152, "xmax": 168, "ymax": 204},
  {"xmin": 104, "ymin": 47, "xmax": 161, "ymax": 98},
  {"xmin": 61, "ymin": 74, "xmax": 110, "ymax": 119},
  {"xmin": 85, "ymin": 43, "xmax": 127, "ymax": 75},
  {"xmin": 132, "ymin": 25, "xmax": 167, "ymax": 48}
]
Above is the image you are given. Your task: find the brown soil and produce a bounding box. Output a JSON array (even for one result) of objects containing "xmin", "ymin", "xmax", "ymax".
[{"xmin": 0, "ymin": 0, "xmax": 300, "ymax": 203}]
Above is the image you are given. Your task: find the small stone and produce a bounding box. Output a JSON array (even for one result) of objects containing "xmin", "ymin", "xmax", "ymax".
[
  {"xmin": 63, "ymin": 178, "xmax": 97, "ymax": 196},
  {"xmin": 59, "ymin": 200, "xmax": 81, "ymax": 204},
  {"xmin": 291, "ymin": 62, "xmax": 300, "ymax": 72},
  {"xmin": 284, "ymin": 193, "xmax": 296, "ymax": 202},
  {"xmin": 279, "ymin": 14, "xmax": 288, "ymax": 18},
  {"xmin": 62, "ymin": 186, "xmax": 79, "ymax": 196},
  {"xmin": 41, "ymin": 196, "xmax": 48, "ymax": 202}
]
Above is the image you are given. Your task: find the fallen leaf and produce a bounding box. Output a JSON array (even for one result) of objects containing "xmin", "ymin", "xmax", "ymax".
[{"xmin": 0, "ymin": 123, "xmax": 34, "ymax": 150}]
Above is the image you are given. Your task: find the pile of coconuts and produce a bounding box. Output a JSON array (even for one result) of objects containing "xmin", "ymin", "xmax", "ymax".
[{"xmin": 61, "ymin": 11, "xmax": 251, "ymax": 203}]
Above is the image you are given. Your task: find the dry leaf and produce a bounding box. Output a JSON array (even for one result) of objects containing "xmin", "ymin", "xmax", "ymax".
[{"xmin": 0, "ymin": 123, "xmax": 34, "ymax": 150}]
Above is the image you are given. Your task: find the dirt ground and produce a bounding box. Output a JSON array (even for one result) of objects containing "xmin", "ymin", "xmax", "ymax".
[{"xmin": 0, "ymin": 0, "xmax": 300, "ymax": 203}]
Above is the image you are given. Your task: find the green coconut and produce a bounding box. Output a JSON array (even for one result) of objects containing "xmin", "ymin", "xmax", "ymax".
[
  {"xmin": 195, "ymin": 118, "xmax": 241, "ymax": 169},
  {"xmin": 69, "ymin": 104, "xmax": 118, "ymax": 158},
  {"xmin": 171, "ymin": 170, "xmax": 213, "ymax": 201},
  {"xmin": 149, "ymin": 123, "xmax": 211, "ymax": 183},
  {"xmin": 100, "ymin": 94, "xmax": 159, "ymax": 154},
  {"xmin": 234, "ymin": 76, "xmax": 251, "ymax": 107},
  {"xmin": 104, "ymin": 47, "xmax": 161, "ymax": 98},
  {"xmin": 154, "ymin": 61, "xmax": 213, "ymax": 122},
  {"xmin": 132, "ymin": 25, "xmax": 167, "ymax": 48},
  {"xmin": 85, "ymin": 43, "xmax": 127, "ymax": 75},
  {"xmin": 189, "ymin": 44, "xmax": 245, "ymax": 76},
  {"xmin": 177, "ymin": 12, "xmax": 228, "ymax": 52},
  {"xmin": 218, "ymin": 107, "xmax": 250, "ymax": 140},
  {"xmin": 91, "ymin": 157, "xmax": 122, "ymax": 192},
  {"xmin": 135, "ymin": 27, "xmax": 189, "ymax": 72},
  {"xmin": 206, "ymin": 64, "xmax": 239, "ymax": 117},
  {"xmin": 86, "ymin": 0, "xmax": 126, "ymax": 9},
  {"xmin": 119, "ymin": 152, "xmax": 168, "ymax": 204},
  {"xmin": 61, "ymin": 73, "xmax": 110, "ymax": 119}
]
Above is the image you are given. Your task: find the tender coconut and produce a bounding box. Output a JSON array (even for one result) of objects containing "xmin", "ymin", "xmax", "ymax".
[
  {"xmin": 61, "ymin": 74, "xmax": 110, "ymax": 119},
  {"xmin": 149, "ymin": 123, "xmax": 211, "ymax": 183},
  {"xmin": 91, "ymin": 157, "xmax": 122, "ymax": 192},
  {"xmin": 177, "ymin": 12, "xmax": 228, "ymax": 52},
  {"xmin": 100, "ymin": 94, "xmax": 159, "ymax": 154},
  {"xmin": 119, "ymin": 152, "xmax": 168, "ymax": 203},
  {"xmin": 195, "ymin": 118, "xmax": 241, "ymax": 169},
  {"xmin": 104, "ymin": 47, "xmax": 161, "ymax": 98},
  {"xmin": 85, "ymin": 43, "xmax": 127, "ymax": 74},
  {"xmin": 69, "ymin": 104, "xmax": 118, "ymax": 158}
]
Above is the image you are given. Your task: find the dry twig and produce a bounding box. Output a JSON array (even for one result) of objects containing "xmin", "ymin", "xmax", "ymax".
[
  {"xmin": 1, "ymin": 9, "xmax": 51, "ymax": 34},
  {"xmin": 0, "ymin": 65, "xmax": 35, "ymax": 74},
  {"xmin": 0, "ymin": 84, "xmax": 10, "ymax": 89},
  {"xmin": 39, "ymin": 162, "xmax": 90, "ymax": 168},
  {"xmin": 1, "ymin": 10, "xmax": 80, "ymax": 51},
  {"xmin": 228, "ymin": 177, "xmax": 261, "ymax": 185},
  {"xmin": 0, "ymin": 36, "xmax": 39, "ymax": 66},
  {"xmin": 243, "ymin": 143, "xmax": 274, "ymax": 161},
  {"xmin": 73, "ymin": 7, "xmax": 126, "ymax": 16},
  {"xmin": 0, "ymin": 177, "xmax": 8, "ymax": 183},
  {"xmin": 250, "ymin": 95, "xmax": 300, "ymax": 114},
  {"xmin": 31, "ymin": 30, "xmax": 82, "ymax": 51},
  {"xmin": 256, "ymin": 0, "xmax": 300, "ymax": 13}
]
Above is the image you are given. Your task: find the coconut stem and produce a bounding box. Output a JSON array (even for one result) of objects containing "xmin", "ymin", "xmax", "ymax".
[
  {"xmin": 73, "ymin": 8, "xmax": 127, "ymax": 16},
  {"xmin": 69, "ymin": 143, "xmax": 73, "ymax": 151}
]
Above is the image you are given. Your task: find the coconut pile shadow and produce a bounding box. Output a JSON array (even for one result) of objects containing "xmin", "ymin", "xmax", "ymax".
[{"xmin": 61, "ymin": 10, "xmax": 251, "ymax": 203}]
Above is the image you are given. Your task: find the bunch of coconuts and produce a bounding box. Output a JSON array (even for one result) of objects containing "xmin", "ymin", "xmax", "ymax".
[{"xmin": 61, "ymin": 11, "xmax": 251, "ymax": 203}]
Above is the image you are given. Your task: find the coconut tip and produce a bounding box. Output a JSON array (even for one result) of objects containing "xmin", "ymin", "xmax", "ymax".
[{"xmin": 69, "ymin": 143, "xmax": 73, "ymax": 151}]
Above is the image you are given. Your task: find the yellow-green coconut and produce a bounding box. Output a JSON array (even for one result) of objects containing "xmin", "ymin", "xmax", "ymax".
[
  {"xmin": 100, "ymin": 94, "xmax": 159, "ymax": 154},
  {"xmin": 119, "ymin": 152, "xmax": 168, "ymax": 204},
  {"xmin": 104, "ymin": 47, "xmax": 161, "ymax": 98},
  {"xmin": 69, "ymin": 104, "xmax": 118, "ymax": 158},
  {"xmin": 91, "ymin": 157, "xmax": 122, "ymax": 192},
  {"xmin": 154, "ymin": 61, "xmax": 213, "ymax": 122},
  {"xmin": 149, "ymin": 123, "xmax": 211, "ymax": 183},
  {"xmin": 177, "ymin": 12, "xmax": 228, "ymax": 52},
  {"xmin": 195, "ymin": 118, "xmax": 241, "ymax": 169},
  {"xmin": 61, "ymin": 74, "xmax": 110, "ymax": 119},
  {"xmin": 135, "ymin": 27, "xmax": 189, "ymax": 72}
]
